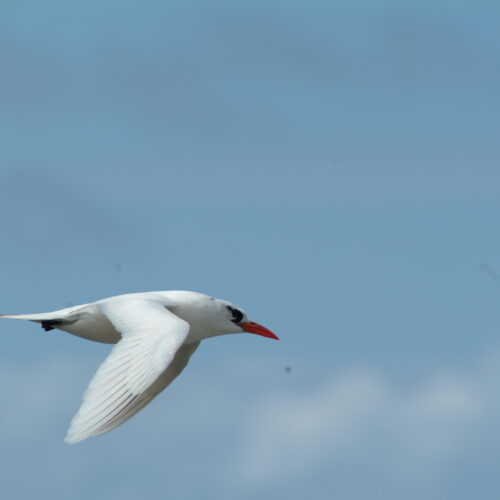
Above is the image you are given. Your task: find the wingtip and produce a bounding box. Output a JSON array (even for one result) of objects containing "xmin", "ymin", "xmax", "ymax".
[
  {"xmin": 64, "ymin": 426, "xmax": 87, "ymax": 445},
  {"xmin": 65, "ymin": 423, "xmax": 99, "ymax": 444},
  {"xmin": 64, "ymin": 433, "xmax": 82, "ymax": 445}
]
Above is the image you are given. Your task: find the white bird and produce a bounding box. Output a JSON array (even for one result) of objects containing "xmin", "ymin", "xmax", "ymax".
[{"xmin": 0, "ymin": 291, "xmax": 278, "ymax": 444}]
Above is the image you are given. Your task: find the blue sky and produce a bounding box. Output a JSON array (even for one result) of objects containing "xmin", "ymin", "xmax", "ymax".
[{"xmin": 1, "ymin": 1, "xmax": 500, "ymax": 499}]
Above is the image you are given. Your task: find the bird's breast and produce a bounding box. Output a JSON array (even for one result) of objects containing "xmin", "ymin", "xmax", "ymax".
[{"xmin": 57, "ymin": 305, "xmax": 121, "ymax": 344}]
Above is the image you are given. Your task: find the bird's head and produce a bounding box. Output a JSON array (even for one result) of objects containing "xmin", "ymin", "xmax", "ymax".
[
  {"xmin": 222, "ymin": 303, "xmax": 279, "ymax": 340},
  {"xmin": 167, "ymin": 292, "xmax": 279, "ymax": 341}
]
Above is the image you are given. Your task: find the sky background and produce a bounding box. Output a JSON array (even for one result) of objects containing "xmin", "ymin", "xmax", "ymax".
[{"xmin": 1, "ymin": 0, "xmax": 500, "ymax": 498}]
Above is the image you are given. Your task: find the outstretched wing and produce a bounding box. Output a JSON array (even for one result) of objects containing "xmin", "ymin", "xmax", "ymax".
[{"xmin": 65, "ymin": 298, "xmax": 191, "ymax": 444}]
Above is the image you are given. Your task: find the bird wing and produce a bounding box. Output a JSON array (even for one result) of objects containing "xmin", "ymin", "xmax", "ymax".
[{"xmin": 65, "ymin": 298, "xmax": 191, "ymax": 444}]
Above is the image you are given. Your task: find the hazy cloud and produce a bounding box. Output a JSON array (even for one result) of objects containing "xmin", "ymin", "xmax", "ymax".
[
  {"xmin": 222, "ymin": 354, "xmax": 499, "ymax": 499},
  {"xmin": 1, "ymin": 348, "xmax": 500, "ymax": 499}
]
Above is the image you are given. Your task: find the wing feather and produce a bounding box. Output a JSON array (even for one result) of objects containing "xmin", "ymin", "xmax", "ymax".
[{"xmin": 65, "ymin": 298, "xmax": 191, "ymax": 444}]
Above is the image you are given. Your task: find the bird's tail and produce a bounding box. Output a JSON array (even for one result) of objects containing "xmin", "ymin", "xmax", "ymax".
[
  {"xmin": 0, "ymin": 312, "xmax": 62, "ymax": 321},
  {"xmin": 0, "ymin": 303, "xmax": 88, "ymax": 323},
  {"xmin": 0, "ymin": 303, "xmax": 87, "ymax": 326},
  {"xmin": 0, "ymin": 310, "xmax": 80, "ymax": 331},
  {"xmin": 1, "ymin": 312, "xmax": 66, "ymax": 330}
]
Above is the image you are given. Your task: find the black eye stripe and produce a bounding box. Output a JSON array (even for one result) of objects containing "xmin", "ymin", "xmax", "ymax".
[{"xmin": 227, "ymin": 306, "xmax": 244, "ymax": 323}]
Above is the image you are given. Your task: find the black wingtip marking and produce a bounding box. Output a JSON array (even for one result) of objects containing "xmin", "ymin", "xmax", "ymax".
[{"xmin": 41, "ymin": 320, "xmax": 61, "ymax": 332}]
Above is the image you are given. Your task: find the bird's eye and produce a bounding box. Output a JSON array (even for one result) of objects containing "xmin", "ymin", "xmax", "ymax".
[{"xmin": 227, "ymin": 306, "xmax": 244, "ymax": 324}]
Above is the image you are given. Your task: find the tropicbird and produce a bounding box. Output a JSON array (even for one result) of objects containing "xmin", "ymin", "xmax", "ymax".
[{"xmin": 0, "ymin": 290, "xmax": 278, "ymax": 444}]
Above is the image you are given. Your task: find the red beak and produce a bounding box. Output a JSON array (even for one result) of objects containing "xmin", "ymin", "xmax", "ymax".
[{"xmin": 241, "ymin": 321, "xmax": 279, "ymax": 340}]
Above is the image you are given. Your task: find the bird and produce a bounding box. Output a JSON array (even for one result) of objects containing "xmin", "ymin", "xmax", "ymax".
[{"xmin": 0, "ymin": 290, "xmax": 278, "ymax": 444}]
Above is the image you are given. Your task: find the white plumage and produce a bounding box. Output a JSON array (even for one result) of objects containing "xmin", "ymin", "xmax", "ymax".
[{"xmin": 1, "ymin": 291, "xmax": 278, "ymax": 444}]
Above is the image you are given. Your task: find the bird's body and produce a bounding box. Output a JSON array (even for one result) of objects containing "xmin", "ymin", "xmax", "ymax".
[{"xmin": 0, "ymin": 291, "xmax": 278, "ymax": 444}]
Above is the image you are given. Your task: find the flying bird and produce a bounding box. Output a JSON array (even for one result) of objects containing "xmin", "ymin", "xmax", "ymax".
[{"xmin": 0, "ymin": 291, "xmax": 278, "ymax": 444}]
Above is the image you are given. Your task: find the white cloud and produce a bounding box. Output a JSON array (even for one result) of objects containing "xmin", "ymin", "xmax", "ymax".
[
  {"xmin": 220, "ymin": 355, "xmax": 500, "ymax": 499},
  {"xmin": 0, "ymin": 349, "xmax": 500, "ymax": 500}
]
